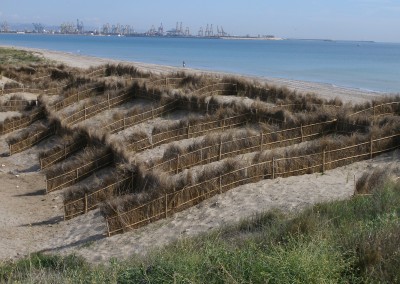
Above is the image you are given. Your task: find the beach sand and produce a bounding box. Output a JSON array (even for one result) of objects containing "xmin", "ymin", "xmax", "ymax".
[{"xmin": 0, "ymin": 46, "xmax": 397, "ymax": 263}]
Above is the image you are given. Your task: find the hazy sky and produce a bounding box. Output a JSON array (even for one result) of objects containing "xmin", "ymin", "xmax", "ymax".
[{"xmin": 1, "ymin": 0, "xmax": 399, "ymax": 42}]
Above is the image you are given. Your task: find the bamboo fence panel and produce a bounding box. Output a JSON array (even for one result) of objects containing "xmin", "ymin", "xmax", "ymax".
[
  {"xmin": 102, "ymin": 100, "xmax": 178, "ymax": 134},
  {"xmin": 53, "ymin": 86, "xmax": 101, "ymax": 112},
  {"xmin": 62, "ymin": 91, "xmax": 131, "ymax": 126},
  {"xmin": 349, "ymin": 102, "xmax": 400, "ymax": 118},
  {"xmin": 147, "ymin": 77, "xmax": 183, "ymax": 88},
  {"xmin": 63, "ymin": 120, "xmax": 334, "ymax": 219},
  {"xmin": 39, "ymin": 137, "xmax": 87, "ymax": 169},
  {"xmin": 126, "ymin": 114, "xmax": 248, "ymax": 152},
  {"xmin": 106, "ymin": 133, "xmax": 400, "ymax": 236},
  {"xmin": 0, "ymin": 108, "xmax": 44, "ymax": 135},
  {"xmin": 151, "ymin": 120, "xmax": 337, "ymax": 174},
  {"xmin": 0, "ymin": 100, "xmax": 36, "ymax": 111},
  {"xmin": 46, "ymin": 152, "xmax": 113, "ymax": 193},
  {"xmin": 9, "ymin": 125, "xmax": 57, "ymax": 155},
  {"xmin": 63, "ymin": 175, "xmax": 133, "ymax": 220}
]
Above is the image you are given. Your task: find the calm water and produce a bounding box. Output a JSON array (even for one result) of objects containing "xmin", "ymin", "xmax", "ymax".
[{"xmin": 1, "ymin": 33, "xmax": 400, "ymax": 93}]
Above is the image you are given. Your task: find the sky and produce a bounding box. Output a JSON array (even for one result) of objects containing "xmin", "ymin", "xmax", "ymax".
[{"xmin": 1, "ymin": 0, "xmax": 399, "ymax": 42}]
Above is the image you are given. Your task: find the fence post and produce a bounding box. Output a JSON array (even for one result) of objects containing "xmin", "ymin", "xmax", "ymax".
[
  {"xmin": 300, "ymin": 124, "xmax": 304, "ymax": 142},
  {"xmin": 260, "ymin": 132, "xmax": 264, "ymax": 151},
  {"xmin": 272, "ymin": 157, "xmax": 275, "ymax": 179},
  {"xmin": 176, "ymin": 154, "xmax": 180, "ymax": 174},
  {"xmin": 84, "ymin": 193, "xmax": 88, "ymax": 213},
  {"xmin": 370, "ymin": 135, "xmax": 373, "ymax": 159},
  {"xmin": 76, "ymin": 168, "xmax": 79, "ymax": 180},
  {"xmin": 219, "ymin": 175, "xmax": 222, "ymax": 194},
  {"xmin": 84, "ymin": 106, "xmax": 87, "ymax": 120},
  {"xmin": 165, "ymin": 193, "xmax": 168, "ymax": 218},
  {"xmin": 322, "ymin": 149, "xmax": 326, "ymax": 173}
]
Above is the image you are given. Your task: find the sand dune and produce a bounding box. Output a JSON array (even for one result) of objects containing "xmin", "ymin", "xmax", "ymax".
[{"xmin": 0, "ymin": 46, "xmax": 397, "ymax": 263}]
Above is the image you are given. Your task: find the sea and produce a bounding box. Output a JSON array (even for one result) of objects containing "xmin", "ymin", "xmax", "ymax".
[{"xmin": 1, "ymin": 33, "xmax": 399, "ymax": 93}]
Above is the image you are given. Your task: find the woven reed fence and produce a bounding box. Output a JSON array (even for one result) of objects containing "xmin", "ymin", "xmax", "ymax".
[
  {"xmin": 0, "ymin": 86, "xmax": 61, "ymax": 96},
  {"xmin": 9, "ymin": 125, "xmax": 56, "ymax": 155},
  {"xmin": 150, "ymin": 119, "xmax": 338, "ymax": 174},
  {"xmin": 127, "ymin": 113, "xmax": 248, "ymax": 153},
  {"xmin": 105, "ymin": 132, "xmax": 400, "ymax": 235},
  {"xmin": 147, "ymin": 77, "xmax": 184, "ymax": 88},
  {"xmin": 63, "ymin": 119, "xmax": 336, "ymax": 219},
  {"xmin": 40, "ymin": 101, "xmax": 178, "ymax": 170},
  {"xmin": 0, "ymin": 107, "xmax": 44, "ymax": 135},
  {"xmin": 102, "ymin": 100, "xmax": 178, "ymax": 134},
  {"xmin": 53, "ymin": 86, "xmax": 102, "ymax": 112},
  {"xmin": 62, "ymin": 91, "xmax": 131, "ymax": 126},
  {"xmin": 0, "ymin": 99, "xmax": 37, "ymax": 111},
  {"xmin": 64, "ymin": 175, "xmax": 134, "ymax": 220},
  {"xmin": 46, "ymin": 151, "xmax": 114, "ymax": 193},
  {"xmin": 39, "ymin": 137, "xmax": 87, "ymax": 169},
  {"xmin": 349, "ymin": 102, "xmax": 400, "ymax": 119}
]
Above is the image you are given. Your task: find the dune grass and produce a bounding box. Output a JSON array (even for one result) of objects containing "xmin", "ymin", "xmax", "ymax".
[
  {"xmin": 0, "ymin": 47, "xmax": 45, "ymax": 65},
  {"xmin": 1, "ymin": 169, "xmax": 399, "ymax": 283}
]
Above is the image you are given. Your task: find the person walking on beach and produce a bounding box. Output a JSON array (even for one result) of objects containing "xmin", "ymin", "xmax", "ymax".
[{"xmin": 183, "ymin": 61, "xmax": 186, "ymax": 68}]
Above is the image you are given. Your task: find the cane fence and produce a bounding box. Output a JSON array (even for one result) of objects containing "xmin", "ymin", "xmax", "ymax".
[
  {"xmin": 64, "ymin": 175, "xmax": 134, "ymax": 220},
  {"xmin": 62, "ymin": 91, "xmax": 132, "ymax": 126},
  {"xmin": 102, "ymin": 100, "xmax": 178, "ymax": 134},
  {"xmin": 0, "ymin": 99, "xmax": 37, "ymax": 111},
  {"xmin": 46, "ymin": 152, "xmax": 114, "ymax": 193},
  {"xmin": 126, "ymin": 113, "xmax": 248, "ymax": 153},
  {"xmin": 0, "ymin": 107, "xmax": 45, "ymax": 135},
  {"xmin": 105, "ymin": 132, "xmax": 400, "ymax": 235},
  {"xmin": 349, "ymin": 102, "xmax": 400, "ymax": 118},
  {"xmin": 9, "ymin": 124, "xmax": 56, "ymax": 155},
  {"xmin": 147, "ymin": 77, "xmax": 184, "ymax": 88},
  {"xmin": 39, "ymin": 137, "xmax": 87, "ymax": 169},
  {"xmin": 149, "ymin": 119, "xmax": 338, "ymax": 174},
  {"xmin": 63, "ymin": 119, "xmax": 336, "ymax": 219},
  {"xmin": 0, "ymin": 86, "xmax": 61, "ymax": 96},
  {"xmin": 52, "ymin": 86, "xmax": 102, "ymax": 112}
]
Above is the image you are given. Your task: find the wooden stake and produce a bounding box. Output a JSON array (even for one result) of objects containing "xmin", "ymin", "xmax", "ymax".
[
  {"xmin": 219, "ymin": 175, "xmax": 222, "ymax": 194},
  {"xmin": 76, "ymin": 168, "xmax": 79, "ymax": 179},
  {"xmin": 187, "ymin": 124, "xmax": 190, "ymax": 138},
  {"xmin": 84, "ymin": 193, "xmax": 88, "ymax": 213},
  {"xmin": 176, "ymin": 154, "xmax": 180, "ymax": 174},
  {"xmin": 219, "ymin": 140, "xmax": 223, "ymax": 160},
  {"xmin": 322, "ymin": 149, "xmax": 326, "ymax": 173},
  {"xmin": 165, "ymin": 193, "xmax": 168, "ymax": 218},
  {"xmin": 300, "ymin": 124, "xmax": 304, "ymax": 142},
  {"xmin": 260, "ymin": 132, "xmax": 263, "ymax": 151},
  {"xmin": 272, "ymin": 157, "xmax": 275, "ymax": 179},
  {"xmin": 84, "ymin": 106, "xmax": 87, "ymax": 120},
  {"xmin": 370, "ymin": 135, "xmax": 373, "ymax": 159}
]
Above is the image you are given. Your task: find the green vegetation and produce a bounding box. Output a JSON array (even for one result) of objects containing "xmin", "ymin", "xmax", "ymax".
[
  {"xmin": 0, "ymin": 47, "xmax": 45, "ymax": 65},
  {"xmin": 1, "ymin": 173, "xmax": 399, "ymax": 283}
]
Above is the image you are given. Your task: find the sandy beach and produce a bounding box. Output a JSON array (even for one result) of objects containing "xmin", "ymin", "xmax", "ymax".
[{"xmin": 0, "ymin": 46, "xmax": 398, "ymax": 264}]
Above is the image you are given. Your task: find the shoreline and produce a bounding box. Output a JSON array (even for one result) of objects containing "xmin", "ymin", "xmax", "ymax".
[{"xmin": 1, "ymin": 45, "xmax": 388, "ymax": 103}]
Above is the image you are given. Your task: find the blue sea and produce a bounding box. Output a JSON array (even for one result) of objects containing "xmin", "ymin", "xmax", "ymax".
[{"xmin": 1, "ymin": 33, "xmax": 399, "ymax": 93}]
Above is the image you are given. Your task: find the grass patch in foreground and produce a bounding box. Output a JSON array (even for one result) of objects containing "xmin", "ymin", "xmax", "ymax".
[
  {"xmin": 0, "ymin": 47, "xmax": 45, "ymax": 65},
  {"xmin": 1, "ymin": 182, "xmax": 399, "ymax": 283}
]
